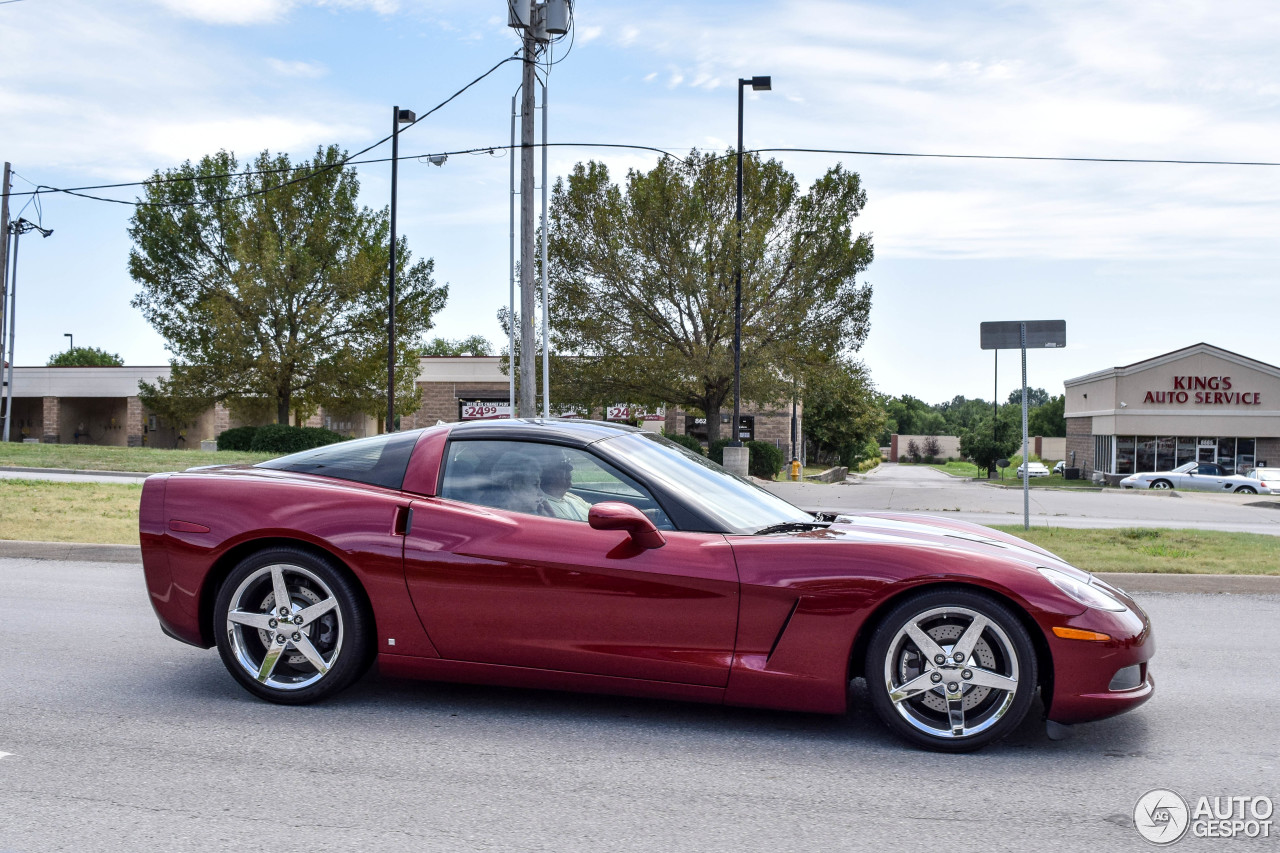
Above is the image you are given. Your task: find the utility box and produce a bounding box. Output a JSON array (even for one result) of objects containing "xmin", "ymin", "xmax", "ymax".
[{"xmin": 1064, "ymin": 467, "xmax": 1081, "ymax": 480}]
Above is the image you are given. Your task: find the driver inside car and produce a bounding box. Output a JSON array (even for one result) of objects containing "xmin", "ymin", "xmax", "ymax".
[{"xmin": 539, "ymin": 452, "xmax": 591, "ymax": 521}]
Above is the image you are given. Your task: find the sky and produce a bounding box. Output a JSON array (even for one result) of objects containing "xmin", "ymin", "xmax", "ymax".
[{"xmin": 2, "ymin": 0, "xmax": 1278, "ymax": 405}]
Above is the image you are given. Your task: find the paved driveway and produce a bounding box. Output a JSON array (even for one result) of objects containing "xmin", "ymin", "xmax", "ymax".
[{"xmin": 766, "ymin": 463, "xmax": 1280, "ymax": 535}]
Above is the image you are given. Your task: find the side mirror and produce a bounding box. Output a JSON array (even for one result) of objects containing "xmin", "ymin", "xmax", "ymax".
[{"xmin": 588, "ymin": 502, "xmax": 666, "ymax": 549}]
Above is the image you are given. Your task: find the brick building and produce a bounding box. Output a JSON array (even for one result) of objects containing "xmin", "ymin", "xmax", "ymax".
[{"xmin": 1063, "ymin": 343, "xmax": 1280, "ymax": 483}]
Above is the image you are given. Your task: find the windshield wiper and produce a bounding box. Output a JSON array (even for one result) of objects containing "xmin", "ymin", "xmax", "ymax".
[{"xmin": 753, "ymin": 521, "xmax": 831, "ymax": 535}]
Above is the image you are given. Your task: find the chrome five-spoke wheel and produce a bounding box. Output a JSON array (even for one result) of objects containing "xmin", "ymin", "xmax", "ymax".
[
  {"xmin": 867, "ymin": 590, "xmax": 1037, "ymax": 752},
  {"xmin": 214, "ymin": 547, "xmax": 372, "ymax": 704}
]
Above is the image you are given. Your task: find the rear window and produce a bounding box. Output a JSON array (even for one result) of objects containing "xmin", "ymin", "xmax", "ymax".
[{"xmin": 257, "ymin": 430, "xmax": 421, "ymax": 490}]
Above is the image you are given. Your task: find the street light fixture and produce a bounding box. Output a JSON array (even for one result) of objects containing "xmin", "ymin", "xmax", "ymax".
[
  {"xmin": 387, "ymin": 105, "xmax": 416, "ymax": 434},
  {"xmin": 731, "ymin": 75, "xmax": 770, "ymax": 453},
  {"xmin": 64, "ymin": 333, "xmax": 73, "ymax": 352}
]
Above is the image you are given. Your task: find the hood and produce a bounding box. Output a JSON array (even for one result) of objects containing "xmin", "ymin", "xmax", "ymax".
[{"xmin": 802, "ymin": 512, "xmax": 1092, "ymax": 581}]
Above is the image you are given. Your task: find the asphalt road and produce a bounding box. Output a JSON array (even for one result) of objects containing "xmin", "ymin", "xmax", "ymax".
[
  {"xmin": 767, "ymin": 463, "xmax": 1280, "ymax": 536},
  {"xmin": 1, "ymin": 557, "xmax": 1276, "ymax": 852}
]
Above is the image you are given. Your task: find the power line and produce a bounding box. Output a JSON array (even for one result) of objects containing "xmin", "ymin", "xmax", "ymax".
[
  {"xmin": 12, "ymin": 140, "xmax": 1279, "ymax": 207},
  {"xmin": 15, "ymin": 50, "xmax": 523, "ymax": 210}
]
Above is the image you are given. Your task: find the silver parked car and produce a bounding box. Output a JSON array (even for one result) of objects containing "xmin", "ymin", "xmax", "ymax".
[{"xmin": 1119, "ymin": 461, "xmax": 1271, "ymax": 494}]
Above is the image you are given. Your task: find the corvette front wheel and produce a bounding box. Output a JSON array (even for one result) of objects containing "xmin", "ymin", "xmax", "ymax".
[
  {"xmin": 214, "ymin": 547, "xmax": 372, "ymax": 704},
  {"xmin": 865, "ymin": 589, "xmax": 1037, "ymax": 752}
]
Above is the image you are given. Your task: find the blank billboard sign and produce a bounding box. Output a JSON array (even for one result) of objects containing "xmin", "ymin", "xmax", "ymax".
[{"xmin": 980, "ymin": 320, "xmax": 1066, "ymax": 351}]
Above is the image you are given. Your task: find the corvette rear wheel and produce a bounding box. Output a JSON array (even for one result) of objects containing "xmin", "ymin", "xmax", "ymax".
[
  {"xmin": 214, "ymin": 547, "xmax": 372, "ymax": 704},
  {"xmin": 866, "ymin": 589, "xmax": 1037, "ymax": 752}
]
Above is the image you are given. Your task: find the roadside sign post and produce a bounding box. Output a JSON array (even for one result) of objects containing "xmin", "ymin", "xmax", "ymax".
[{"xmin": 980, "ymin": 320, "xmax": 1066, "ymax": 530}]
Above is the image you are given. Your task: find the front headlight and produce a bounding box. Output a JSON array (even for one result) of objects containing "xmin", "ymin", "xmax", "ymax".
[{"xmin": 1038, "ymin": 567, "xmax": 1127, "ymax": 611}]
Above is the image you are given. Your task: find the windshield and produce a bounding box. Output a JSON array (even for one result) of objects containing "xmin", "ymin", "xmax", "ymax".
[
  {"xmin": 598, "ymin": 432, "xmax": 814, "ymax": 534},
  {"xmin": 1172, "ymin": 462, "xmax": 1196, "ymax": 474}
]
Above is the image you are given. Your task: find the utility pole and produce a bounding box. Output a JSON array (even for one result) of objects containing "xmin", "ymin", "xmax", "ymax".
[
  {"xmin": 509, "ymin": 0, "xmax": 570, "ymax": 419},
  {"xmin": 519, "ymin": 12, "xmax": 538, "ymax": 418},
  {"xmin": 0, "ymin": 163, "xmax": 11, "ymax": 441}
]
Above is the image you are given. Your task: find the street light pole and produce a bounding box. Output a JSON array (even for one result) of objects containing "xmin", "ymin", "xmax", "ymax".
[
  {"xmin": 732, "ymin": 75, "xmax": 770, "ymax": 454},
  {"xmin": 64, "ymin": 333, "xmax": 73, "ymax": 352},
  {"xmin": 387, "ymin": 105, "xmax": 416, "ymax": 434}
]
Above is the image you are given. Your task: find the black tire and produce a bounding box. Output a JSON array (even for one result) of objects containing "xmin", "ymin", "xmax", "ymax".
[
  {"xmin": 1150, "ymin": 480, "xmax": 1173, "ymax": 490},
  {"xmin": 213, "ymin": 546, "xmax": 373, "ymax": 705},
  {"xmin": 865, "ymin": 588, "xmax": 1038, "ymax": 753},
  {"xmin": 1236, "ymin": 486, "xmax": 1257, "ymax": 494}
]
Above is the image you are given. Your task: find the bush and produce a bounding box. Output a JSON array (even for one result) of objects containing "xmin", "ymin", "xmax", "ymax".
[
  {"xmin": 708, "ymin": 438, "xmax": 731, "ymax": 465},
  {"xmin": 746, "ymin": 440, "xmax": 784, "ymax": 480},
  {"xmin": 898, "ymin": 454, "xmax": 908, "ymax": 463},
  {"xmin": 664, "ymin": 432, "xmax": 705, "ymax": 456},
  {"xmin": 907, "ymin": 439, "xmax": 921, "ymax": 463},
  {"xmin": 216, "ymin": 425, "xmax": 260, "ymax": 451},
  {"xmin": 249, "ymin": 424, "xmax": 345, "ymax": 454},
  {"xmin": 922, "ymin": 436, "xmax": 941, "ymax": 458}
]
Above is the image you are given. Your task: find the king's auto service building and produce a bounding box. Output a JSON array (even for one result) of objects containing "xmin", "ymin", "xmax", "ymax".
[{"xmin": 1064, "ymin": 343, "xmax": 1280, "ymax": 482}]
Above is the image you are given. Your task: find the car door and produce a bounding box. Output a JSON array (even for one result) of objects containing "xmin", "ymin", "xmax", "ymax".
[
  {"xmin": 1187, "ymin": 463, "xmax": 1228, "ymax": 492},
  {"xmin": 402, "ymin": 439, "xmax": 740, "ymax": 687}
]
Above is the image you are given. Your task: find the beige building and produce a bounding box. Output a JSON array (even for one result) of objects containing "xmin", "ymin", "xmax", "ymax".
[
  {"xmin": 1064, "ymin": 343, "xmax": 1280, "ymax": 482},
  {"xmin": 3, "ymin": 356, "xmax": 800, "ymax": 453}
]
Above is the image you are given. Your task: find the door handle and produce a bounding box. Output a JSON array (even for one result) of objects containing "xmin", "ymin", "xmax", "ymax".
[{"xmin": 394, "ymin": 505, "xmax": 414, "ymax": 536}]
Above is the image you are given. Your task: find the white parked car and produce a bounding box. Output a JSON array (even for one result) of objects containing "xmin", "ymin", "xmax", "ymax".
[
  {"xmin": 1017, "ymin": 462, "xmax": 1050, "ymax": 478},
  {"xmin": 1119, "ymin": 461, "xmax": 1271, "ymax": 494}
]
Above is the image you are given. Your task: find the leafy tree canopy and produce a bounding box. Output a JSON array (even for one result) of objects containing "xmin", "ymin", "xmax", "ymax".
[
  {"xmin": 129, "ymin": 146, "xmax": 447, "ymax": 425},
  {"xmin": 1007, "ymin": 386, "xmax": 1050, "ymax": 407},
  {"xmin": 47, "ymin": 346, "xmax": 123, "ymax": 367},
  {"xmin": 423, "ymin": 335, "xmax": 493, "ymax": 357},
  {"xmin": 546, "ymin": 150, "xmax": 873, "ymax": 442},
  {"xmin": 803, "ymin": 357, "xmax": 884, "ymax": 467},
  {"xmin": 1028, "ymin": 393, "xmax": 1066, "ymax": 438}
]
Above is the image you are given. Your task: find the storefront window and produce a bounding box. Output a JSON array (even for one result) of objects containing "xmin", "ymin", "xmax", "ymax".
[
  {"xmin": 1116, "ymin": 436, "xmax": 1136, "ymax": 475},
  {"xmin": 1135, "ymin": 437, "xmax": 1156, "ymax": 473},
  {"xmin": 1176, "ymin": 438, "xmax": 1196, "ymax": 467},
  {"xmin": 1237, "ymin": 438, "xmax": 1256, "ymax": 474},
  {"xmin": 1218, "ymin": 438, "xmax": 1237, "ymax": 474},
  {"xmin": 1156, "ymin": 437, "xmax": 1176, "ymax": 472}
]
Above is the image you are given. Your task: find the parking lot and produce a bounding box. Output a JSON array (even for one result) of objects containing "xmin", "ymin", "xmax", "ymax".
[{"xmin": 0, "ymin": 556, "xmax": 1275, "ymax": 852}]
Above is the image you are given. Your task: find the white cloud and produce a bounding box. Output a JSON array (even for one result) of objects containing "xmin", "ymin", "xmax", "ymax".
[
  {"xmin": 149, "ymin": 0, "xmax": 400, "ymax": 26},
  {"xmin": 267, "ymin": 58, "xmax": 328, "ymax": 77}
]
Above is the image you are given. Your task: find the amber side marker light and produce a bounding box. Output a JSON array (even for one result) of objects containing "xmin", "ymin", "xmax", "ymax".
[{"xmin": 1053, "ymin": 626, "xmax": 1112, "ymax": 642}]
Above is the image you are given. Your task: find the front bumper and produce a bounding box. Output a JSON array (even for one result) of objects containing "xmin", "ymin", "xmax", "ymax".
[{"xmin": 1043, "ymin": 586, "xmax": 1156, "ymax": 725}]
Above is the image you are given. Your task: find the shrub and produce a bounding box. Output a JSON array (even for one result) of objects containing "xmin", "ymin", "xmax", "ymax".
[
  {"xmin": 923, "ymin": 455, "xmax": 936, "ymax": 464},
  {"xmin": 898, "ymin": 454, "xmax": 908, "ymax": 463},
  {"xmin": 923, "ymin": 436, "xmax": 941, "ymax": 458},
  {"xmin": 249, "ymin": 424, "xmax": 345, "ymax": 454},
  {"xmin": 746, "ymin": 440, "xmax": 784, "ymax": 480},
  {"xmin": 708, "ymin": 438, "xmax": 731, "ymax": 465},
  {"xmin": 664, "ymin": 432, "xmax": 705, "ymax": 456},
  {"xmin": 216, "ymin": 425, "xmax": 260, "ymax": 451},
  {"xmin": 907, "ymin": 439, "xmax": 921, "ymax": 463}
]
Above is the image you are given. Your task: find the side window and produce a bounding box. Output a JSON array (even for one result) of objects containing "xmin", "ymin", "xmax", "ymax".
[{"xmin": 440, "ymin": 440, "xmax": 673, "ymax": 529}]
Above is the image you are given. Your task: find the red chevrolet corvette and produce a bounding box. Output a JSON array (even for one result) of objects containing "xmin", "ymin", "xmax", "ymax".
[{"xmin": 140, "ymin": 419, "xmax": 1153, "ymax": 751}]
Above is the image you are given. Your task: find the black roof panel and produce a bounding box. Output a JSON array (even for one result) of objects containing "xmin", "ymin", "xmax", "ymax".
[{"xmin": 447, "ymin": 418, "xmax": 640, "ymax": 446}]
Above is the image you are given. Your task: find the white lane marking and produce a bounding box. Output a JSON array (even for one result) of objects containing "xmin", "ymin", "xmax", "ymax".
[{"xmin": 0, "ymin": 752, "xmax": 14, "ymax": 760}]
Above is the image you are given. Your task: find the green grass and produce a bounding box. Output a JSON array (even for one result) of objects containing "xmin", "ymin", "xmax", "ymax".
[
  {"xmin": 991, "ymin": 525, "xmax": 1280, "ymax": 575},
  {"xmin": 0, "ymin": 442, "xmax": 274, "ymax": 473},
  {"xmin": 0, "ymin": 479, "xmax": 142, "ymax": 545},
  {"xmin": 926, "ymin": 461, "xmax": 1100, "ymax": 488}
]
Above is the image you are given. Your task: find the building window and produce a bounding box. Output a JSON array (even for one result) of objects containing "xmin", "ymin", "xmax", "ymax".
[
  {"xmin": 1237, "ymin": 438, "xmax": 1256, "ymax": 474},
  {"xmin": 1217, "ymin": 438, "xmax": 1237, "ymax": 474},
  {"xmin": 1156, "ymin": 436, "xmax": 1176, "ymax": 472},
  {"xmin": 1116, "ymin": 436, "xmax": 1135, "ymax": 475},
  {"xmin": 1176, "ymin": 438, "xmax": 1196, "ymax": 467},
  {"xmin": 1136, "ymin": 437, "xmax": 1156, "ymax": 474}
]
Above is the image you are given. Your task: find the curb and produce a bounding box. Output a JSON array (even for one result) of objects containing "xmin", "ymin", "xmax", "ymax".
[
  {"xmin": 0, "ymin": 465, "xmax": 153, "ymax": 479},
  {"xmin": 0, "ymin": 540, "xmax": 142, "ymax": 563}
]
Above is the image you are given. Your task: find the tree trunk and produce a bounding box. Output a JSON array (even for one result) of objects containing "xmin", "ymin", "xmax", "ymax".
[
  {"xmin": 705, "ymin": 403, "xmax": 721, "ymax": 444},
  {"xmin": 276, "ymin": 393, "xmax": 290, "ymax": 425}
]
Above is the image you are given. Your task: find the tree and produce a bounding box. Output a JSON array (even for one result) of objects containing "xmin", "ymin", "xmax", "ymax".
[
  {"xmin": 547, "ymin": 150, "xmax": 873, "ymax": 442},
  {"xmin": 960, "ymin": 409, "xmax": 1021, "ymax": 476},
  {"xmin": 1028, "ymin": 394, "xmax": 1066, "ymax": 438},
  {"xmin": 47, "ymin": 346, "xmax": 123, "ymax": 367},
  {"xmin": 423, "ymin": 335, "xmax": 493, "ymax": 357},
  {"xmin": 129, "ymin": 146, "xmax": 447, "ymax": 425},
  {"xmin": 802, "ymin": 357, "xmax": 884, "ymax": 467},
  {"xmin": 879, "ymin": 394, "xmax": 946, "ymax": 444},
  {"xmin": 1007, "ymin": 387, "xmax": 1050, "ymax": 408}
]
